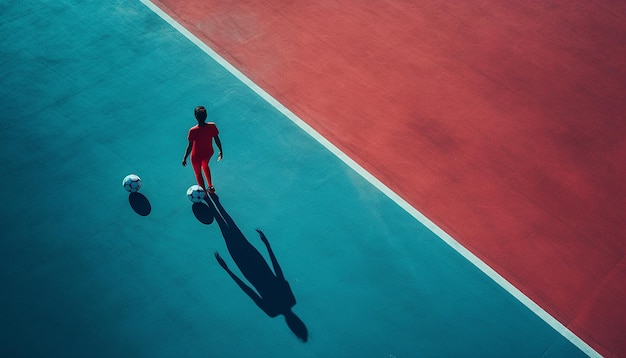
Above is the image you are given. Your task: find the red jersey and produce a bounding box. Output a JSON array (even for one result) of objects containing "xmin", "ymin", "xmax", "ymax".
[{"xmin": 188, "ymin": 122, "xmax": 219, "ymax": 158}]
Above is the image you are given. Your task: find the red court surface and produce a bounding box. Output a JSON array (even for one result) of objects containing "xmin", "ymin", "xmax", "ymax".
[{"xmin": 152, "ymin": 1, "xmax": 626, "ymax": 356}]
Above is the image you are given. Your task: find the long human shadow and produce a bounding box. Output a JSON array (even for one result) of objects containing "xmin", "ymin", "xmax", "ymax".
[{"xmin": 206, "ymin": 193, "xmax": 308, "ymax": 342}]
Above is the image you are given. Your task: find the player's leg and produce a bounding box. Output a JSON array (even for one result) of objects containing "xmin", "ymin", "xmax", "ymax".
[
  {"xmin": 201, "ymin": 158, "xmax": 214, "ymax": 191},
  {"xmin": 191, "ymin": 157, "xmax": 206, "ymax": 190}
]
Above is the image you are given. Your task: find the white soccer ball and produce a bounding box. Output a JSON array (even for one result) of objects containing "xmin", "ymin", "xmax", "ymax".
[
  {"xmin": 187, "ymin": 185, "xmax": 205, "ymax": 203},
  {"xmin": 123, "ymin": 174, "xmax": 142, "ymax": 193}
]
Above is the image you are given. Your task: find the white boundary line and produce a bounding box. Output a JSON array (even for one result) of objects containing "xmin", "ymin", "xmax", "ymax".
[{"xmin": 139, "ymin": 1, "xmax": 600, "ymax": 356}]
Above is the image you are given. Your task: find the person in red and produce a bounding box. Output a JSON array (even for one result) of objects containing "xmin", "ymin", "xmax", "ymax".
[{"xmin": 182, "ymin": 106, "xmax": 223, "ymax": 193}]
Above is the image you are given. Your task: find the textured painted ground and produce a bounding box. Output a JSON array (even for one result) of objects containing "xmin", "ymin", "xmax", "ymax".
[
  {"xmin": 150, "ymin": 1, "xmax": 626, "ymax": 356},
  {"xmin": 0, "ymin": 1, "xmax": 593, "ymax": 357}
]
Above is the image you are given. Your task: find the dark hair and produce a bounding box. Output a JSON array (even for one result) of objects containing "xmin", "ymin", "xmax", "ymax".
[{"xmin": 194, "ymin": 106, "xmax": 207, "ymax": 121}]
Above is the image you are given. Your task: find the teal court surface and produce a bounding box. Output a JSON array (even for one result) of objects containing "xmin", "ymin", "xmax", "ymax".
[{"xmin": 0, "ymin": 1, "xmax": 594, "ymax": 357}]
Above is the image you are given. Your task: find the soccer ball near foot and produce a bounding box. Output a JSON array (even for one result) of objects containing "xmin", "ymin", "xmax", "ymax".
[{"xmin": 187, "ymin": 185, "xmax": 205, "ymax": 203}]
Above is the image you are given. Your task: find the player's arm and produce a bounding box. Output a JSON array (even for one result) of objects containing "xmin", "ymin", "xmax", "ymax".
[
  {"xmin": 215, "ymin": 134, "xmax": 223, "ymax": 161},
  {"xmin": 257, "ymin": 229, "xmax": 284, "ymax": 279},
  {"xmin": 215, "ymin": 252, "xmax": 264, "ymax": 308},
  {"xmin": 182, "ymin": 140, "xmax": 192, "ymax": 166}
]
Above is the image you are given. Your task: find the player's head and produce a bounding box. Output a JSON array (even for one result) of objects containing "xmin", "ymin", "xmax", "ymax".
[
  {"xmin": 194, "ymin": 106, "xmax": 207, "ymax": 122},
  {"xmin": 284, "ymin": 310, "xmax": 308, "ymax": 342}
]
